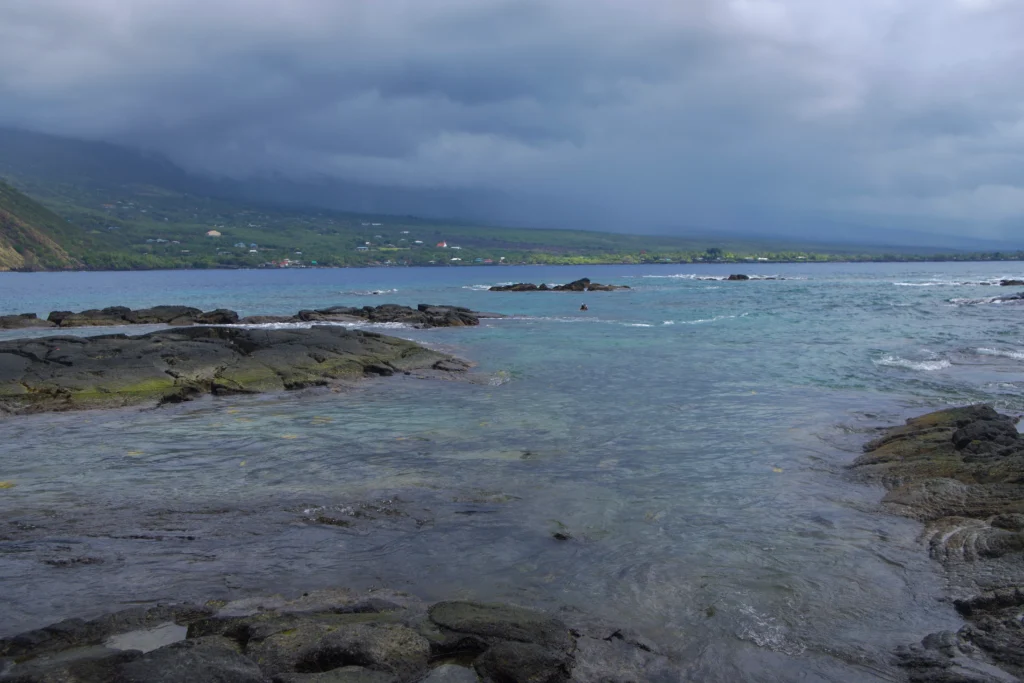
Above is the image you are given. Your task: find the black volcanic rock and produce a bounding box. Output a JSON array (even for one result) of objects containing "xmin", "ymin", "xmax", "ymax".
[
  {"xmin": 0, "ymin": 590, "xmax": 679, "ymax": 682},
  {"xmin": 0, "ymin": 325, "xmax": 470, "ymax": 415},
  {"xmin": 0, "ymin": 313, "xmax": 55, "ymax": 330},
  {"xmin": 489, "ymin": 278, "xmax": 629, "ymax": 292}
]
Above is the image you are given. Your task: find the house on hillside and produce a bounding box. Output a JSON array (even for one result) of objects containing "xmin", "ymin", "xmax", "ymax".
[
  {"xmin": 436, "ymin": 241, "xmax": 447, "ymax": 248},
  {"xmin": 206, "ymin": 229, "xmax": 222, "ymax": 237},
  {"xmin": 356, "ymin": 246, "xmax": 369, "ymax": 252}
]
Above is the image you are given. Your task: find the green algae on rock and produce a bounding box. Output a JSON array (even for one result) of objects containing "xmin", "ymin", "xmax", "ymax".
[
  {"xmin": 852, "ymin": 405, "xmax": 1024, "ymax": 682},
  {"xmin": 0, "ymin": 326, "xmax": 470, "ymax": 415}
]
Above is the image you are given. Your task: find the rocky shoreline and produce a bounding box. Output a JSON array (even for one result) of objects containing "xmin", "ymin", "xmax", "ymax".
[
  {"xmin": 0, "ymin": 325, "xmax": 472, "ymax": 415},
  {"xmin": 0, "ymin": 304, "xmax": 500, "ymax": 330},
  {"xmin": 851, "ymin": 405, "xmax": 1024, "ymax": 682},
  {"xmin": 0, "ymin": 589, "xmax": 678, "ymax": 682}
]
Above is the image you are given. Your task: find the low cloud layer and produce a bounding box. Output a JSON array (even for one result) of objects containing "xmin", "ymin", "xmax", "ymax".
[{"xmin": 1, "ymin": 0, "xmax": 1022, "ymax": 238}]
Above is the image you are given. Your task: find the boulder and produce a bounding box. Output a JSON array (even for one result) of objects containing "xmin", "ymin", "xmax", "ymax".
[
  {"xmin": 999, "ymin": 280, "xmax": 1024, "ymax": 286},
  {"xmin": 0, "ymin": 314, "xmax": 55, "ymax": 330},
  {"xmin": 726, "ymin": 274, "xmax": 750, "ymax": 281},
  {"xmin": 0, "ymin": 647, "xmax": 143, "ymax": 683},
  {"xmin": 474, "ymin": 642, "xmax": 570, "ymax": 683},
  {"xmin": 48, "ymin": 306, "xmax": 132, "ymax": 327},
  {"xmin": 427, "ymin": 602, "xmax": 573, "ymax": 653},
  {"xmin": 124, "ymin": 306, "xmax": 203, "ymax": 324},
  {"xmin": 115, "ymin": 637, "xmax": 266, "ymax": 683},
  {"xmin": 195, "ymin": 309, "xmax": 241, "ymax": 325}
]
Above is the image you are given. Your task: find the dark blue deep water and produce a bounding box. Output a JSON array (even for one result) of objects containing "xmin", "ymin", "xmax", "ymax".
[{"xmin": 2, "ymin": 262, "xmax": 1024, "ymax": 681}]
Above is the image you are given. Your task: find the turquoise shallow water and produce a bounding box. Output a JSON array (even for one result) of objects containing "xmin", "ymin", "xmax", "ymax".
[{"xmin": 2, "ymin": 262, "xmax": 1024, "ymax": 681}]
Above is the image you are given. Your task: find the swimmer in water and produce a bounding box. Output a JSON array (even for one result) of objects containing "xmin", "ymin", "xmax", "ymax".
[{"xmin": 580, "ymin": 304, "xmax": 588, "ymax": 311}]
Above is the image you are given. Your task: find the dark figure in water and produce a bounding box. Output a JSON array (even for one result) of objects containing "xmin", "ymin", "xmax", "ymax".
[{"xmin": 580, "ymin": 304, "xmax": 588, "ymax": 311}]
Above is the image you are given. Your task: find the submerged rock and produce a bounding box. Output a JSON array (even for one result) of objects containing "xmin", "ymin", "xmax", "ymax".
[
  {"xmin": 489, "ymin": 278, "xmax": 629, "ymax": 292},
  {"xmin": 0, "ymin": 326, "xmax": 470, "ymax": 415},
  {"xmin": 853, "ymin": 405, "xmax": 1024, "ymax": 682},
  {"xmin": 0, "ymin": 590, "xmax": 679, "ymax": 683}
]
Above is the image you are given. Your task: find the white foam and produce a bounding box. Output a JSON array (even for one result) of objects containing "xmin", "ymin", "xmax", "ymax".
[
  {"xmin": 641, "ymin": 273, "xmax": 800, "ymax": 281},
  {"xmin": 622, "ymin": 323, "xmax": 653, "ymax": 327},
  {"xmin": 239, "ymin": 321, "xmax": 412, "ymax": 331},
  {"xmin": 950, "ymin": 295, "xmax": 1024, "ymax": 305},
  {"xmin": 874, "ymin": 355, "xmax": 951, "ymax": 371},
  {"xmin": 341, "ymin": 288, "xmax": 398, "ymax": 295},
  {"xmin": 737, "ymin": 605, "xmax": 806, "ymax": 655},
  {"xmin": 976, "ymin": 347, "xmax": 1024, "ymax": 361}
]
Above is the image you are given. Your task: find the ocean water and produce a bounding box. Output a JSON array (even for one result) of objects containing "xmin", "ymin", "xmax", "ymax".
[{"xmin": 2, "ymin": 262, "xmax": 1024, "ymax": 681}]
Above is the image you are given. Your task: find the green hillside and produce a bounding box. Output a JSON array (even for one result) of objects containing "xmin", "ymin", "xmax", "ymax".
[
  {"xmin": 0, "ymin": 180, "xmax": 90, "ymax": 271},
  {"xmin": 0, "ymin": 128, "xmax": 1021, "ymax": 270}
]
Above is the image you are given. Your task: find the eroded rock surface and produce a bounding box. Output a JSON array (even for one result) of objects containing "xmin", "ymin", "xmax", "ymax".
[
  {"xmin": 853, "ymin": 405, "xmax": 1024, "ymax": 682},
  {"xmin": 0, "ymin": 590, "xmax": 679, "ymax": 683},
  {"xmin": 0, "ymin": 326, "xmax": 470, "ymax": 415}
]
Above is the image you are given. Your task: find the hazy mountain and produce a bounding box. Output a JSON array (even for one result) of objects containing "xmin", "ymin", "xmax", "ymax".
[{"xmin": 0, "ymin": 127, "xmax": 1018, "ymax": 254}]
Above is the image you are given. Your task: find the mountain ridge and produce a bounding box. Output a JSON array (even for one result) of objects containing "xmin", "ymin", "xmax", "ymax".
[{"xmin": 0, "ymin": 179, "xmax": 87, "ymax": 271}]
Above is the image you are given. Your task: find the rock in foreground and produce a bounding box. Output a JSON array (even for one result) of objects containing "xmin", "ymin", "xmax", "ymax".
[
  {"xmin": 853, "ymin": 405, "xmax": 1024, "ymax": 682},
  {"xmin": 0, "ymin": 589, "xmax": 679, "ymax": 682},
  {"xmin": 489, "ymin": 278, "xmax": 628, "ymax": 292},
  {"xmin": 0, "ymin": 326, "xmax": 469, "ymax": 415}
]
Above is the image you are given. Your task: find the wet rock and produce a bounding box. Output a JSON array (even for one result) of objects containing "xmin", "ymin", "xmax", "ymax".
[
  {"xmin": 999, "ymin": 280, "xmax": 1024, "ymax": 286},
  {"xmin": 0, "ymin": 604, "xmax": 211, "ymax": 659},
  {"xmin": 247, "ymin": 623, "xmax": 429, "ymax": 681},
  {"xmin": 115, "ymin": 636, "xmax": 265, "ymax": 683},
  {"xmin": 272, "ymin": 668, "xmax": 397, "ymax": 683},
  {"xmin": 726, "ymin": 274, "xmax": 750, "ymax": 280},
  {"xmin": 1, "ymin": 591, "xmax": 678, "ymax": 683},
  {"xmin": 0, "ymin": 646, "xmax": 142, "ymax": 683},
  {"xmin": 123, "ymin": 306, "xmax": 203, "ymax": 324},
  {"xmin": 418, "ymin": 664, "xmax": 479, "ymax": 682},
  {"xmin": 195, "ymin": 308, "xmax": 241, "ymax": 325},
  {"xmin": 428, "ymin": 602, "xmax": 573, "ymax": 654},
  {"xmin": 473, "ymin": 642, "xmax": 570, "ymax": 683},
  {"xmin": 295, "ymin": 304, "xmax": 496, "ymax": 329},
  {"xmin": 856, "ymin": 405, "xmax": 1024, "ymax": 682},
  {"xmin": 0, "ymin": 326, "xmax": 466, "ymax": 414},
  {"xmin": 489, "ymin": 278, "xmax": 628, "ymax": 292},
  {"xmin": 0, "ymin": 314, "xmax": 55, "ymax": 330}
]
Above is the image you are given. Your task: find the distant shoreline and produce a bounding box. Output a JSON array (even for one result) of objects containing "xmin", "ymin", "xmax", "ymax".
[{"xmin": 4, "ymin": 257, "xmax": 1024, "ymax": 274}]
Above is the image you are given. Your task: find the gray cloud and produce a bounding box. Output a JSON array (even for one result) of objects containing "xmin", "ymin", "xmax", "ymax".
[{"xmin": 1, "ymin": 0, "xmax": 1023, "ymax": 239}]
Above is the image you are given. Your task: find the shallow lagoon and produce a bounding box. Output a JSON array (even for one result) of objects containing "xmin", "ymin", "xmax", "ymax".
[{"xmin": 3, "ymin": 262, "xmax": 1024, "ymax": 681}]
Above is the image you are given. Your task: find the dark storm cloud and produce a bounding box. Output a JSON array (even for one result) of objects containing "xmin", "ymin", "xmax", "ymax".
[{"xmin": 1, "ymin": 0, "xmax": 1023, "ymax": 237}]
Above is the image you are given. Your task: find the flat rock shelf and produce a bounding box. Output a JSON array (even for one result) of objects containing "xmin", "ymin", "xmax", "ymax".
[{"xmin": 0, "ymin": 326, "xmax": 471, "ymax": 415}]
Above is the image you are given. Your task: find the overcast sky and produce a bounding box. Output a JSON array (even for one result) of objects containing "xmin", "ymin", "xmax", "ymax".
[{"xmin": 1, "ymin": 0, "xmax": 1022, "ymax": 238}]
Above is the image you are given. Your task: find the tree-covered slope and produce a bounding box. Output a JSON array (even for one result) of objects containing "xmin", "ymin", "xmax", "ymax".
[{"xmin": 0, "ymin": 180, "xmax": 88, "ymax": 270}]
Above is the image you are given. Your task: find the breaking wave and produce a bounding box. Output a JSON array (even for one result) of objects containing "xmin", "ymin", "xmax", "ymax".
[
  {"xmin": 950, "ymin": 293, "xmax": 1024, "ymax": 306},
  {"xmin": 237, "ymin": 321, "xmax": 412, "ymax": 331},
  {"xmin": 975, "ymin": 347, "xmax": 1024, "ymax": 361},
  {"xmin": 642, "ymin": 273, "xmax": 794, "ymax": 281},
  {"xmin": 341, "ymin": 288, "xmax": 399, "ymax": 296},
  {"xmin": 873, "ymin": 354, "xmax": 951, "ymax": 372}
]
